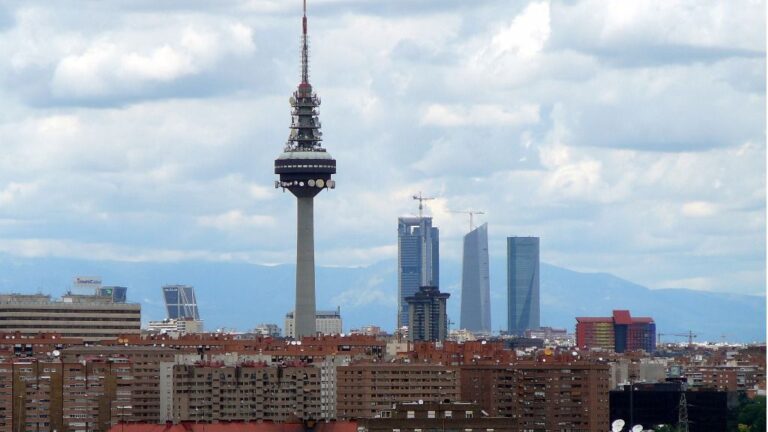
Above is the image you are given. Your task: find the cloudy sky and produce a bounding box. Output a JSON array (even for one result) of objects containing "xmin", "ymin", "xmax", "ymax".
[{"xmin": 0, "ymin": 0, "xmax": 764, "ymax": 296}]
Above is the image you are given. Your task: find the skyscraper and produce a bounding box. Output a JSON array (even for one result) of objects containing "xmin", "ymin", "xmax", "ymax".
[
  {"xmin": 406, "ymin": 286, "xmax": 450, "ymax": 342},
  {"xmin": 460, "ymin": 223, "xmax": 491, "ymax": 333},
  {"xmin": 507, "ymin": 236, "xmax": 540, "ymax": 335},
  {"xmin": 162, "ymin": 284, "xmax": 200, "ymax": 320},
  {"xmin": 274, "ymin": 1, "xmax": 336, "ymax": 338},
  {"xmin": 397, "ymin": 217, "xmax": 439, "ymax": 328}
]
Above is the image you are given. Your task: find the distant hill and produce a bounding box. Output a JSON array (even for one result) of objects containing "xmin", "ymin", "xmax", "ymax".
[{"xmin": 0, "ymin": 253, "xmax": 763, "ymax": 342}]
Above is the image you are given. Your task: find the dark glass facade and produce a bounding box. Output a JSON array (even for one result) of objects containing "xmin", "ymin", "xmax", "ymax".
[
  {"xmin": 162, "ymin": 285, "xmax": 200, "ymax": 320},
  {"xmin": 406, "ymin": 286, "xmax": 450, "ymax": 342},
  {"xmin": 507, "ymin": 236, "xmax": 540, "ymax": 335},
  {"xmin": 398, "ymin": 217, "xmax": 439, "ymax": 328},
  {"xmin": 98, "ymin": 286, "xmax": 127, "ymax": 303},
  {"xmin": 610, "ymin": 383, "xmax": 727, "ymax": 432}
]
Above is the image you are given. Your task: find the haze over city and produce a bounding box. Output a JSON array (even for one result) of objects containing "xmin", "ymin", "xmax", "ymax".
[{"xmin": 0, "ymin": 1, "xmax": 765, "ymax": 323}]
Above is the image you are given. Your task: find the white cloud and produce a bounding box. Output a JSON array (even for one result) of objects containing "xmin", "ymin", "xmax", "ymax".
[
  {"xmin": 484, "ymin": 1, "xmax": 551, "ymax": 60},
  {"xmin": 197, "ymin": 210, "xmax": 275, "ymax": 230},
  {"xmin": 681, "ymin": 201, "xmax": 718, "ymax": 218},
  {"xmin": 0, "ymin": 182, "xmax": 38, "ymax": 206},
  {"xmin": 44, "ymin": 21, "xmax": 256, "ymax": 100},
  {"xmin": 550, "ymin": 0, "xmax": 765, "ymax": 56},
  {"xmin": 421, "ymin": 103, "xmax": 540, "ymax": 127},
  {"xmin": 0, "ymin": 0, "xmax": 763, "ymax": 298}
]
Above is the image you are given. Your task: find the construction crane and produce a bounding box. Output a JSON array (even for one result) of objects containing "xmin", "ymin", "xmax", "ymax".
[
  {"xmin": 412, "ymin": 192, "xmax": 435, "ymax": 218},
  {"xmin": 449, "ymin": 209, "xmax": 486, "ymax": 232},
  {"xmin": 658, "ymin": 331, "xmax": 698, "ymax": 347}
]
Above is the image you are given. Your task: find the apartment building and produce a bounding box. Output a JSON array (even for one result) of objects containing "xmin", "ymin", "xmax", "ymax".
[
  {"xmin": 336, "ymin": 363, "xmax": 460, "ymax": 420},
  {"xmin": 172, "ymin": 362, "xmax": 322, "ymax": 422},
  {"xmin": 513, "ymin": 361, "xmax": 610, "ymax": 431},
  {"xmin": 61, "ymin": 346, "xmax": 175, "ymax": 424}
]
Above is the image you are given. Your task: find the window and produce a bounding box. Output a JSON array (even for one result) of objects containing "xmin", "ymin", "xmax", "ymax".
[
  {"xmin": 465, "ymin": 411, "xmax": 474, "ymax": 418},
  {"xmin": 428, "ymin": 411, "xmax": 435, "ymax": 418},
  {"xmin": 444, "ymin": 411, "xmax": 452, "ymax": 418},
  {"xmin": 407, "ymin": 411, "xmax": 415, "ymax": 419}
]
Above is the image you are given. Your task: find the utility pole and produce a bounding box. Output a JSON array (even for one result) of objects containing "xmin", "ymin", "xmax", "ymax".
[
  {"xmin": 678, "ymin": 392, "xmax": 690, "ymax": 432},
  {"xmin": 413, "ymin": 192, "xmax": 435, "ymax": 218}
]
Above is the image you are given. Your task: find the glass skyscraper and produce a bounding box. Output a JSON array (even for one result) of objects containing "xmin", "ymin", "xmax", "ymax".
[
  {"xmin": 162, "ymin": 284, "xmax": 200, "ymax": 320},
  {"xmin": 460, "ymin": 223, "xmax": 491, "ymax": 333},
  {"xmin": 507, "ymin": 236, "xmax": 540, "ymax": 335},
  {"xmin": 397, "ymin": 217, "xmax": 439, "ymax": 329}
]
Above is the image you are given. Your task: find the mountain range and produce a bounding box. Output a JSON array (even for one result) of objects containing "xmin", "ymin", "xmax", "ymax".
[{"xmin": 0, "ymin": 253, "xmax": 764, "ymax": 343}]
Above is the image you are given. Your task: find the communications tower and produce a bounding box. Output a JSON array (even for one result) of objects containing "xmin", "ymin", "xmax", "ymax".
[{"xmin": 274, "ymin": 0, "xmax": 336, "ymax": 338}]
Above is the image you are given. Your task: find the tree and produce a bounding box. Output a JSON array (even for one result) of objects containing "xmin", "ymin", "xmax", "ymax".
[{"xmin": 736, "ymin": 396, "xmax": 766, "ymax": 431}]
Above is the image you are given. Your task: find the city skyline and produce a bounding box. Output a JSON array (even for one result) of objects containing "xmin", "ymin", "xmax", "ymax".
[
  {"xmin": 0, "ymin": 0, "xmax": 764, "ymax": 308},
  {"xmin": 0, "ymin": 2, "xmax": 764, "ymax": 430}
]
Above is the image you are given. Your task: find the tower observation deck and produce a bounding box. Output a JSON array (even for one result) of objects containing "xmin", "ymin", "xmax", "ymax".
[{"xmin": 274, "ymin": 0, "xmax": 336, "ymax": 338}]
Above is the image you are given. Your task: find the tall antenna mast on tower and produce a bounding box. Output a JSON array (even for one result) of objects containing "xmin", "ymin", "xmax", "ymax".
[{"xmin": 301, "ymin": 0, "xmax": 309, "ymax": 84}]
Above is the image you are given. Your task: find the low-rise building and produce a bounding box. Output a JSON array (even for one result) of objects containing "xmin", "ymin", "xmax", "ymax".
[
  {"xmin": 610, "ymin": 382, "xmax": 729, "ymax": 432},
  {"xmin": 576, "ymin": 310, "xmax": 655, "ymax": 353},
  {"xmin": 253, "ymin": 323, "xmax": 282, "ymax": 338},
  {"xmin": 285, "ymin": 309, "xmax": 343, "ymax": 338},
  {"xmin": 686, "ymin": 364, "xmax": 761, "ymax": 392},
  {"xmin": 147, "ymin": 318, "xmax": 204, "ymax": 336},
  {"xmin": 0, "ymin": 293, "xmax": 140, "ymax": 342}
]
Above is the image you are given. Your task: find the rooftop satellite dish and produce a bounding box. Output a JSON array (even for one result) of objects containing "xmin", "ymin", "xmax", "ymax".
[
  {"xmin": 631, "ymin": 426, "xmax": 643, "ymax": 432},
  {"xmin": 52, "ymin": 350, "xmax": 61, "ymax": 357},
  {"xmin": 289, "ymin": 96, "xmax": 296, "ymax": 105},
  {"xmin": 316, "ymin": 179, "xmax": 325, "ymax": 188},
  {"xmin": 611, "ymin": 419, "xmax": 625, "ymax": 432}
]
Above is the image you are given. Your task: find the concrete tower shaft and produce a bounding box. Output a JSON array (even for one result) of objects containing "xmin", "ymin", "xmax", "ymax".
[{"xmin": 274, "ymin": 0, "xmax": 335, "ymax": 338}]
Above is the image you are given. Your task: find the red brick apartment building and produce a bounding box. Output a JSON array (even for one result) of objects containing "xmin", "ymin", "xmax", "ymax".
[{"xmin": 336, "ymin": 363, "xmax": 460, "ymax": 420}]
